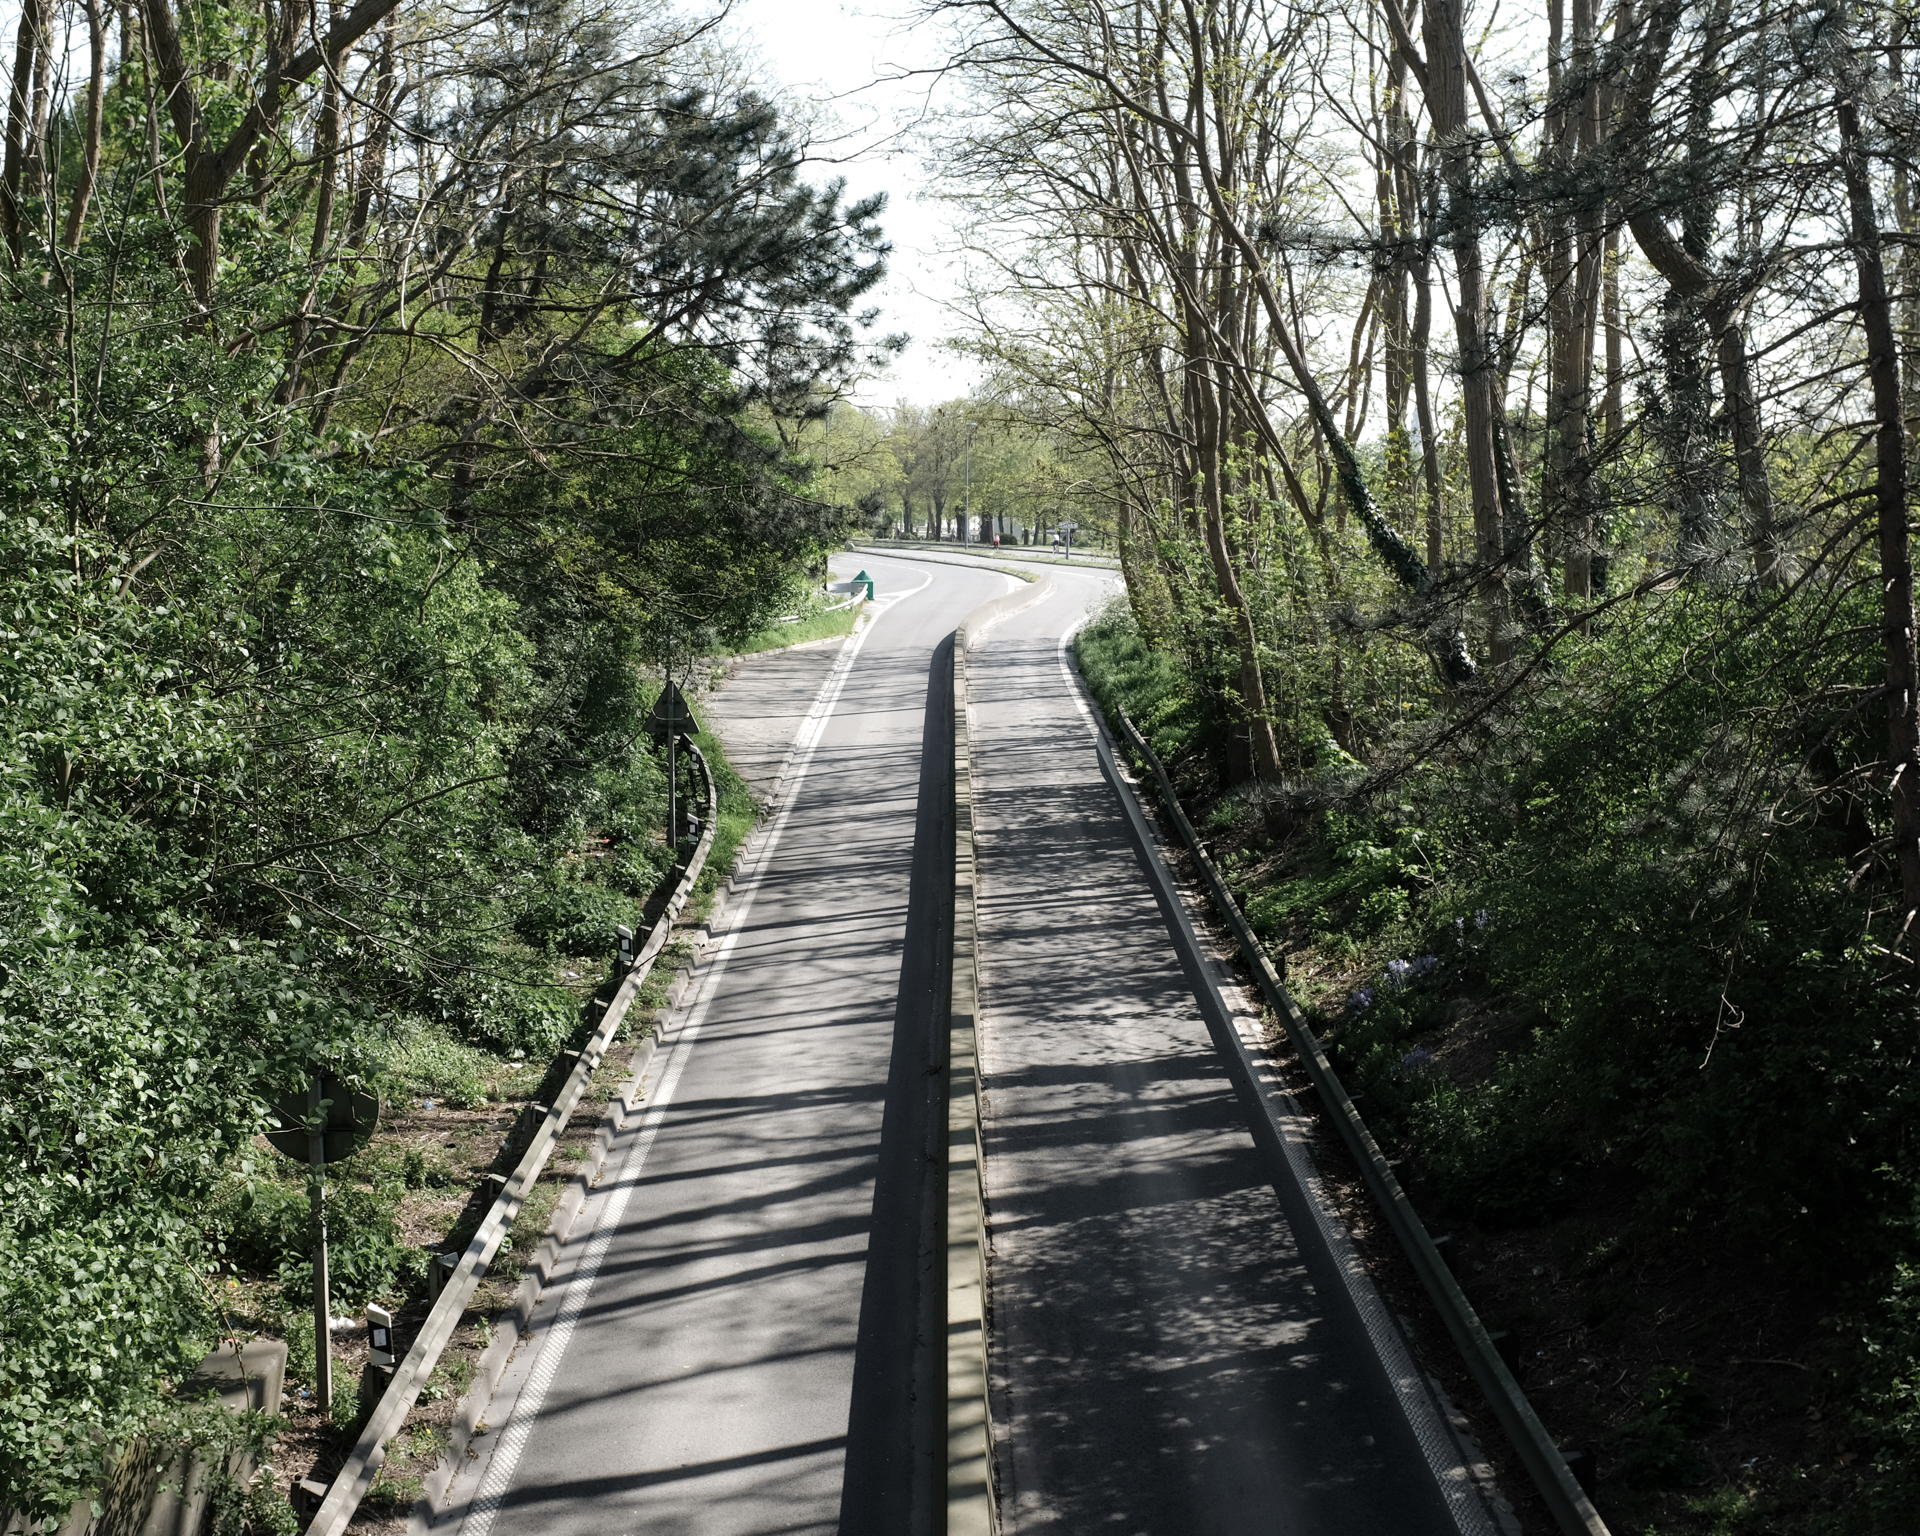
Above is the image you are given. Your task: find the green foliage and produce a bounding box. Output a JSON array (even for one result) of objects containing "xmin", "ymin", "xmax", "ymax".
[
  {"xmin": 1241, "ymin": 813, "xmax": 1437, "ymax": 946},
  {"xmin": 0, "ymin": 98, "xmax": 858, "ymax": 1513},
  {"xmin": 1406, "ymin": 587, "xmax": 1913, "ymax": 1249},
  {"xmin": 383, "ymin": 1022, "xmax": 500, "ymax": 1110},
  {"xmin": 1086, "ymin": 581, "xmax": 1920, "ymax": 1263},
  {"xmin": 1408, "ymin": 1074, "xmax": 1580, "ymax": 1225},
  {"xmin": 515, "ymin": 873, "xmax": 645, "ymax": 957},
  {"xmin": 689, "ymin": 732, "xmax": 762, "ymax": 920},
  {"xmin": 1074, "ymin": 598, "xmax": 1206, "ymax": 764},
  {"xmin": 728, "ymin": 580, "xmax": 865, "ymax": 655},
  {"xmin": 1621, "ymin": 1364, "xmax": 1716, "ymax": 1487},
  {"xmin": 214, "ymin": 1179, "xmax": 402, "ymax": 1307},
  {"xmin": 281, "ymin": 1317, "xmax": 316, "ymax": 1390},
  {"xmin": 140, "ymin": 1401, "xmax": 297, "ymax": 1536},
  {"xmin": 330, "ymin": 1378, "xmax": 373, "ymax": 1445},
  {"xmin": 1840, "ymin": 1258, "xmax": 1920, "ymax": 1521}
]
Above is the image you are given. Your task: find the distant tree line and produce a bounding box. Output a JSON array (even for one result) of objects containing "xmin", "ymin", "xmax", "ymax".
[{"xmin": 791, "ymin": 395, "xmax": 1105, "ymax": 542}]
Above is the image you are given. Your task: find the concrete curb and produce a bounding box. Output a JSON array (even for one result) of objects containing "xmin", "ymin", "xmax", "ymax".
[
  {"xmin": 1104, "ymin": 706, "xmax": 1610, "ymax": 1536},
  {"xmin": 307, "ymin": 752, "xmax": 722, "ymax": 1536},
  {"xmin": 945, "ymin": 617, "xmax": 1002, "ymax": 1536},
  {"xmin": 856, "ymin": 539, "xmax": 1118, "ymax": 571},
  {"xmin": 939, "ymin": 572, "xmax": 1056, "ymax": 1536},
  {"xmin": 958, "ymin": 574, "xmax": 1055, "ymax": 648},
  {"xmin": 852, "ymin": 545, "xmax": 1044, "ymax": 584}
]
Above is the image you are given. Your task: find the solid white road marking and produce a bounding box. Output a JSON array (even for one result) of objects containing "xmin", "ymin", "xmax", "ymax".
[
  {"xmin": 1049, "ymin": 614, "xmax": 1499, "ymax": 1536},
  {"xmin": 458, "ymin": 581, "xmax": 923, "ymax": 1536}
]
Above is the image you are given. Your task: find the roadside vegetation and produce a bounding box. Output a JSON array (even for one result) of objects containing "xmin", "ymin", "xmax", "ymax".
[
  {"xmin": 0, "ymin": 0, "xmax": 889, "ymax": 1523},
  {"xmin": 1034, "ymin": 0, "xmax": 1920, "ymax": 1527},
  {"xmin": 729, "ymin": 587, "xmax": 865, "ymax": 655},
  {"xmin": 1081, "ymin": 579, "xmax": 1912, "ymax": 1532}
]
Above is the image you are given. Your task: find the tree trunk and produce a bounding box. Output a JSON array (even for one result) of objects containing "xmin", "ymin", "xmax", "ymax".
[
  {"xmin": 0, "ymin": 0, "xmax": 42, "ymax": 262},
  {"xmin": 1193, "ymin": 360, "xmax": 1282, "ymax": 782},
  {"xmin": 1412, "ymin": 167, "xmax": 1444, "ymax": 572},
  {"xmin": 1838, "ymin": 84, "xmax": 1920, "ymax": 937},
  {"xmin": 1422, "ymin": 0, "xmax": 1509, "ymax": 663},
  {"xmin": 1715, "ymin": 310, "xmax": 1779, "ymax": 582},
  {"xmin": 62, "ymin": 0, "xmax": 107, "ymax": 250},
  {"xmin": 1602, "ymin": 225, "xmax": 1624, "ymax": 442}
]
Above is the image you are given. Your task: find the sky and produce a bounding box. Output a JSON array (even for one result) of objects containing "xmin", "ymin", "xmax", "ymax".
[{"xmin": 715, "ymin": 0, "xmax": 982, "ymax": 412}]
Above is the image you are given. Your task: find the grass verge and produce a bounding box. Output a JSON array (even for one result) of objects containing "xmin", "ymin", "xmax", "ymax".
[{"xmin": 729, "ymin": 600, "xmax": 862, "ymax": 654}]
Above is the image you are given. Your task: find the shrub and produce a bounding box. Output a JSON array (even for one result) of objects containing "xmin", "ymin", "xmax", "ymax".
[
  {"xmin": 383, "ymin": 1022, "xmax": 495, "ymax": 1108},
  {"xmin": 216, "ymin": 1179, "xmax": 402, "ymax": 1306},
  {"xmin": 514, "ymin": 874, "xmax": 636, "ymax": 957},
  {"xmin": 1621, "ymin": 1364, "xmax": 1715, "ymax": 1487}
]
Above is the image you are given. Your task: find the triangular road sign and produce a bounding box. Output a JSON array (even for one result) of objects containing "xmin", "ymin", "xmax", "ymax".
[{"xmin": 647, "ymin": 680, "xmax": 700, "ymax": 741}]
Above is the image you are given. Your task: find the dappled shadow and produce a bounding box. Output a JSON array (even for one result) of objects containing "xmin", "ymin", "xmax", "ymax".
[
  {"xmin": 968, "ymin": 624, "xmax": 1459, "ymax": 1535},
  {"xmin": 479, "ymin": 576, "xmax": 1004, "ymax": 1536}
]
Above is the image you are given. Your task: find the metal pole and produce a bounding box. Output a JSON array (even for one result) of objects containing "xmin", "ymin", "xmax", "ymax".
[
  {"xmin": 308, "ymin": 1077, "xmax": 332, "ymax": 1412},
  {"xmin": 666, "ymin": 640, "xmax": 677, "ymax": 853},
  {"xmin": 962, "ymin": 431, "xmax": 971, "ymax": 546}
]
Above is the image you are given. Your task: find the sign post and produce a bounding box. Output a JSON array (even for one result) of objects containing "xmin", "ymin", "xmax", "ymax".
[
  {"xmin": 646, "ymin": 680, "xmax": 702, "ymax": 847},
  {"xmin": 307, "ymin": 1080, "xmax": 331, "ymax": 1411},
  {"xmin": 267, "ymin": 1075, "xmax": 381, "ymax": 1411}
]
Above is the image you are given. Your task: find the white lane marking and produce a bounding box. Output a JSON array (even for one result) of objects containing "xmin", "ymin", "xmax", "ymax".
[
  {"xmin": 457, "ymin": 586, "xmax": 918, "ymax": 1536},
  {"xmin": 1051, "ymin": 625, "xmax": 1500, "ymax": 1536},
  {"xmin": 1056, "ymin": 621, "xmax": 1093, "ymax": 722},
  {"xmin": 831, "ymin": 560, "xmax": 934, "ymax": 604}
]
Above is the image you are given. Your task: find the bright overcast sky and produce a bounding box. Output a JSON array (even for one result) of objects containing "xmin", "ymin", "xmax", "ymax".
[{"xmin": 717, "ymin": 0, "xmax": 982, "ymax": 411}]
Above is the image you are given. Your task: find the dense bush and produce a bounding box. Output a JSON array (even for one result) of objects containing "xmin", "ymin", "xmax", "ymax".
[
  {"xmin": 1078, "ymin": 576, "xmax": 1920, "ymax": 1511},
  {"xmin": 515, "ymin": 872, "xmax": 648, "ymax": 957},
  {"xmin": 1076, "ymin": 599, "xmax": 1214, "ymax": 768},
  {"xmin": 216, "ymin": 1180, "xmax": 404, "ymax": 1307},
  {"xmin": 0, "ymin": 140, "xmax": 848, "ymax": 1527}
]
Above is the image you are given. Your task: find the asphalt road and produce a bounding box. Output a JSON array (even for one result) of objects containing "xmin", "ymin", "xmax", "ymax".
[
  {"xmin": 441, "ymin": 552, "xmax": 1498, "ymax": 1536},
  {"xmin": 969, "ymin": 568, "xmax": 1490, "ymax": 1534},
  {"xmin": 446, "ymin": 553, "xmax": 1007, "ymax": 1536}
]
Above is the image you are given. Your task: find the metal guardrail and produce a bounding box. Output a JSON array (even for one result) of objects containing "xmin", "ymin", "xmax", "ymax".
[
  {"xmin": 305, "ymin": 747, "xmax": 721, "ymax": 1536},
  {"xmin": 1107, "ymin": 706, "xmax": 1610, "ymax": 1536}
]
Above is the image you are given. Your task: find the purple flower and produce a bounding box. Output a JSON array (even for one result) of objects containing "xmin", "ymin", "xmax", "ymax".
[
  {"xmin": 1348, "ymin": 986, "xmax": 1376, "ymax": 1015},
  {"xmin": 1393, "ymin": 1046, "xmax": 1435, "ymax": 1080},
  {"xmin": 1475, "ymin": 908, "xmax": 1492, "ymax": 929},
  {"xmin": 1385, "ymin": 954, "xmax": 1441, "ymax": 991}
]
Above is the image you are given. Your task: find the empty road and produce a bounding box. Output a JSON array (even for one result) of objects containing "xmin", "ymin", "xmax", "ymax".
[{"xmin": 429, "ymin": 549, "xmax": 1506, "ymax": 1536}]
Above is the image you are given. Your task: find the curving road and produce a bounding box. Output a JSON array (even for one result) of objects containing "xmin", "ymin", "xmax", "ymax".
[
  {"xmin": 437, "ymin": 552, "xmax": 1006, "ymax": 1536},
  {"xmin": 968, "ymin": 568, "xmax": 1499, "ymax": 1534},
  {"xmin": 429, "ymin": 550, "xmax": 1502, "ymax": 1536}
]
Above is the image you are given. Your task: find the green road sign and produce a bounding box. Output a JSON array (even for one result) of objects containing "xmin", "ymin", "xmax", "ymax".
[{"xmin": 266, "ymin": 1074, "xmax": 381, "ymax": 1164}]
